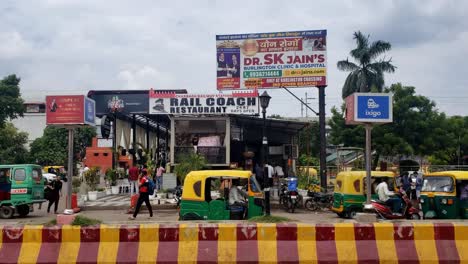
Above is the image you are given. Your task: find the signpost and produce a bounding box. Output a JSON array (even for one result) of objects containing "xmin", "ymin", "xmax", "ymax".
[
  {"xmin": 345, "ymin": 93, "xmax": 393, "ymax": 208},
  {"xmin": 46, "ymin": 95, "xmax": 96, "ymax": 213}
]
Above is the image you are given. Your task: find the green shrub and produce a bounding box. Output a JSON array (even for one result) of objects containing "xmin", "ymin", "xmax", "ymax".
[
  {"xmin": 72, "ymin": 177, "xmax": 81, "ymax": 193},
  {"xmin": 105, "ymin": 168, "xmax": 118, "ymax": 186},
  {"xmin": 84, "ymin": 167, "xmax": 100, "ymax": 191},
  {"xmin": 174, "ymin": 153, "xmax": 207, "ymax": 183},
  {"xmin": 71, "ymin": 215, "xmax": 102, "ymax": 226},
  {"xmin": 248, "ymin": 215, "xmax": 290, "ymax": 223}
]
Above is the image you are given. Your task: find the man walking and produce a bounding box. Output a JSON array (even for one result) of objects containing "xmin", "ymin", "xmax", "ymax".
[
  {"xmin": 47, "ymin": 175, "xmax": 62, "ymax": 214},
  {"xmin": 128, "ymin": 165, "xmax": 139, "ymax": 195},
  {"xmin": 129, "ymin": 170, "xmax": 153, "ymax": 220}
]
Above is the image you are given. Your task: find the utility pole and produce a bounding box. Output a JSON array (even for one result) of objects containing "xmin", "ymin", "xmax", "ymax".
[{"xmin": 318, "ymin": 86, "xmax": 327, "ymax": 191}]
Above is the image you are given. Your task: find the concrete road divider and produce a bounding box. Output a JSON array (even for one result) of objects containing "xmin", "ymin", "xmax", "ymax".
[{"xmin": 0, "ymin": 223, "xmax": 466, "ymax": 263}]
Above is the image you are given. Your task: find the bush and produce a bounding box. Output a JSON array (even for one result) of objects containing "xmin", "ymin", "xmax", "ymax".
[
  {"xmin": 84, "ymin": 167, "xmax": 100, "ymax": 191},
  {"xmin": 71, "ymin": 215, "xmax": 102, "ymax": 226},
  {"xmin": 105, "ymin": 168, "xmax": 118, "ymax": 186},
  {"xmin": 174, "ymin": 153, "xmax": 207, "ymax": 183},
  {"xmin": 72, "ymin": 177, "xmax": 81, "ymax": 193}
]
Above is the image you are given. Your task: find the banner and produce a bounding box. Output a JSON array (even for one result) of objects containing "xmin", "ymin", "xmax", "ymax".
[
  {"xmin": 149, "ymin": 89, "xmax": 259, "ymax": 115},
  {"xmin": 216, "ymin": 30, "xmax": 327, "ymax": 90}
]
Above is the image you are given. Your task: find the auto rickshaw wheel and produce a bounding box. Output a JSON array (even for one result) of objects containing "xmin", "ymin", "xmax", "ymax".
[
  {"xmin": 17, "ymin": 205, "xmax": 30, "ymax": 217},
  {"xmin": 0, "ymin": 206, "xmax": 14, "ymax": 219},
  {"xmin": 345, "ymin": 210, "xmax": 356, "ymax": 219},
  {"xmin": 410, "ymin": 213, "xmax": 420, "ymax": 220}
]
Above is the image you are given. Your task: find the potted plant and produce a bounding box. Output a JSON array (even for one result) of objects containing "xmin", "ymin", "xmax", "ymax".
[
  {"xmin": 105, "ymin": 168, "xmax": 119, "ymax": 195},
  {"xmin": 84, "ymin": 167, "xmax": 100, "ymax": 201}
]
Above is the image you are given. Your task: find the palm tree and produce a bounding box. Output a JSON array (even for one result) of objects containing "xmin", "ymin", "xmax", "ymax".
[{"xmin": 337, "ymin": 31, "xmax": 396, "ymax": 99}]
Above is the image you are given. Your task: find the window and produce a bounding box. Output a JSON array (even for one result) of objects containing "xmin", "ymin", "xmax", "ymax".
[
  {"xmin": 422, "ymin": 176, "xmax": 454, "ymax": 192},
  {"xmin": 193, "ymin": 180, "xmax": 202, "ymax": 197},
  {"xmin": 0, "ymin": 168, "xmax": 11, "ymax": 183},
  {"xmin": 32, "ymin": 169, "xmax": 42, "ymax": 181},
  {"xmin": 14, "ymin": 169, "xmax": 26, "ymax": 181},
  {"xmin": 335, "ymin": 180, "xmax": 342, "ymax": 192},
  {"xmin": 353, "ymin": 179, "xmax": 361, "ymax": 192},
  {"xmin": 250, "ymin": 176, "xmax": 262, "ymax": 192}
]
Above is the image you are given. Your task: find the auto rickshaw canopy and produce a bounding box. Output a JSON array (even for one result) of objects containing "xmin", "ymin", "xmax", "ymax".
[
  {"xmin": 425, "ymin": 171, "xmax": 468, "ymax": 180},
  {"xmin": 334, "ymin": 171, "xmax": 396, "ymax": 194},
  {"xmin": 182, "ymin": 170, "xmax": 252, "ymax": 202}
]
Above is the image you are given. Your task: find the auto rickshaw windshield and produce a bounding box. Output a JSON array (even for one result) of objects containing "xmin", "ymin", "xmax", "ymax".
[
  {"xmin": 249, "ymin": 175, "xmax": 262, "ymax": 193},
  {"xmin": 422, "ymin": 176, "xmax": 454, "ymax": 192}
]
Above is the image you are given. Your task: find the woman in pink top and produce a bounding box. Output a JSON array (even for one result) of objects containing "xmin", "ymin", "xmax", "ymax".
[{"xmin": 155, "ymin": 165, "xmax": 165, "ymax": 191}]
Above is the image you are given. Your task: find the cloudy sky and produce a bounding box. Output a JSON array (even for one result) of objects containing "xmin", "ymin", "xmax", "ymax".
[{"xmin": 1, "ymin": 0, "xmax": 467, "ymax": 117}]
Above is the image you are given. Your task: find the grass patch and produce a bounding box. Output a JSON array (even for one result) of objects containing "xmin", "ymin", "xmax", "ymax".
[
  {"xmin": 71, "ymin": 215, "xmax": 102, "ymax": 226},
  {"xmin": 43, "ymin": 219, "xmax": 57, "ymax": 226},
  {"xmin": 248, "ymin": 215, "xmax": 290, "ymax": 223}
]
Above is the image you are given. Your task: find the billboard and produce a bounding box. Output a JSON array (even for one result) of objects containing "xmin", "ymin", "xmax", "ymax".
[
  {"xmin": 46, "ymin": 95, "xmax": 96, "ymax": 125},
  {"xmin": 149, "ymin": 89, "xmax": 259, "ymax": 115},
  {"xmin": 345, "ymin": 93, "xmax": 393, "ymax": 124},
  {"xmin": 216, "ymin": 30, "xmax": 327, "ymax": 90}
]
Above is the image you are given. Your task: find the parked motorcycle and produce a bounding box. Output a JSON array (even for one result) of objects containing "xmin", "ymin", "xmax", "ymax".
[
  {"xmin": 168, "ymin": 185, "xmax": 183, "ymax": 207},
  {"xmin": 286, "ymin": 189, "xmax": 300, "ymax": 213},
  {"xmin": 371, "ymin": 190, "xmax": 420, "ymax": 220},
  {"xmin": 304, "ymin": 192, "xmax": 333, "ymax": 211}
]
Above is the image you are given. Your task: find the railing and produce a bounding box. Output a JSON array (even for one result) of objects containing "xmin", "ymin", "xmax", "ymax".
[{"xmin": 174, "ymin": 146, "xmax": 226, "ymax": 165}]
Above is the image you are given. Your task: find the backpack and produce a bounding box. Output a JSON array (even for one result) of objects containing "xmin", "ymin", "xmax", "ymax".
[{"xmin": 147, "ymin": 178, "xmax": 156, "ymax": 195}]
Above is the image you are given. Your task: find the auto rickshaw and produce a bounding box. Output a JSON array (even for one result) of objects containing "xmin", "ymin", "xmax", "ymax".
[
  {"xmin": 43, "ymin": 165, "xmax": 66, "ymax": 175},
  {"xmin": 331, "ymin": 171, "xmax": 396, "ymax": 218},
  {"xmin": 179, "ymin": 170, "xmax": 264, "ymax": 220},
  {"xmin": 0, "ymin": 164, "xmax": 46, "ymax": 219},
  {"xmin": 420, "ymin": 171, "xmax": 468, "ymax": 219}
]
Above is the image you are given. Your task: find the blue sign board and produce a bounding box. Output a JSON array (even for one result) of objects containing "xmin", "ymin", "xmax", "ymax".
[
  {"xmin": 354, "ymin": 93, "xmax": 392, "ymax": 123},
  {"xmin": 84, "ymin": 97, "xmax": 96, "ymax": 126}
]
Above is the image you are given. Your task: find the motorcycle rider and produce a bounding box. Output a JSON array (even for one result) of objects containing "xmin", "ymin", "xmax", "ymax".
[{"xmin": 375, "ymin": 177, "xmax": 402, "ymax": 214}]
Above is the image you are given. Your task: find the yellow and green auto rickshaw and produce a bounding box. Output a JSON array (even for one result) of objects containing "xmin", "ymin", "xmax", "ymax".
[
  {"xmin": 420, "ymin": 171, "xmax": 468, "ymax": 219},
  {"xmin": 0, "ymin": 164, "xmax": 46, "ymax": 219},
  {"xmin": 331, "ymin": 171, "xmax": 396, "ymax": 218},
  {"xmin": 179, "ymin": 170, "xmax": 264, "ymax": 220}
]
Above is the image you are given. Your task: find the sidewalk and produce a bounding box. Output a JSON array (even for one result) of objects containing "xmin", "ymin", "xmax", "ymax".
[{"xmin": 81, "ymin": 194, "xmax": 177, "ymax": 211}]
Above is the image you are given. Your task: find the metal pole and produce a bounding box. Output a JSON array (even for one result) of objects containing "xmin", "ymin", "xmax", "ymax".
[
  {"xmin": 318, "ymin": 86, "xmax": 327, "ymax": 192},
  {"xmin": 112, "ymin": 114, "xmax": 117, "ymax": 169},
  {"xmin": 364, "ymin": 124, "xmax": 373, "ymax": 208},
  {"xmin": 132, "ymin": 114, "xmax": 137, "ymax": 165},
  {"xmin": 66, "ymin": 128, "xmax": 74, "ymax": 210},
  {"xmin": 262, "ymin": 109, "xmax": 270, "ymax": 215}
]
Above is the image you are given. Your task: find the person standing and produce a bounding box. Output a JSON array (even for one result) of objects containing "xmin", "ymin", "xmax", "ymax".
[
  {"xmin": 155, "ymin": 164, "xmax": 165, "ymax": 191},
  {"xmin": 129, "ymin": 170, "xmax": 153, "ymax": 220},
  {"xmin": 47, "ymin": 176, "xmax": 62, "ymax": 214},
  {"xmin": 128, "ymin": 165, "xmax": 139, "ymax": 196}
]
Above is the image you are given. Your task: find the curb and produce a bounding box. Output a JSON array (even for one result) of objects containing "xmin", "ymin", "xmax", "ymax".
[{"xmin": 0, "ymin": 223, "xmax": 466, "ymax": 263}]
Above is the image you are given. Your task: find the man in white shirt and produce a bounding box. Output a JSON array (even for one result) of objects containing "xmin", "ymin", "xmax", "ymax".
[
  {"xmin": 375, "ymin": 178, "xmax": 401, "ymax": 213},
  {"xmin": 265, "ymin": 163, "xmax": 274, "ymax": 187},
  {"xmin": 229, "ymin": 179, "xmax": 248, "ymax": 206}
]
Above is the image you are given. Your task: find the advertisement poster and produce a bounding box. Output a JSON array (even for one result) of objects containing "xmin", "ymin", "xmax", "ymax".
[
  {"xmin": 46, "ymin": 95, "xmax": 95, "ymax": 125},
  {"xmin": 149, "ymin": 90, "xmax": 259, "ymax": 115},
  {"xmin": 216, "ymin": 30, "xmax": 327, "ymax": 90}
]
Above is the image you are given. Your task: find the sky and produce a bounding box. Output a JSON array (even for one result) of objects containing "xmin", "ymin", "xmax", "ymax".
[{"xmin": 0, "ymin": 0, "xmax": 467, "ymax": 117}]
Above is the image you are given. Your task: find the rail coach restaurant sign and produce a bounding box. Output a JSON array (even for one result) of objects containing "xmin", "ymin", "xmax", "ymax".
[
  {"xmin": 149, "ymin": 90, "xmax": 259, "ymax": 115},
  {"xmin": 216, "ymin": 30, "xmax": 327, "ymax": 90}
]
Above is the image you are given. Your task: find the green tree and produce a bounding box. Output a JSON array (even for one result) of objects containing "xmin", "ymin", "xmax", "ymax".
[
  {"xmin": 328, "ymin": 83, "xmax": 443, "ymax": 168},
  {"xmin": 298, "ymin": 121, "xmax": 320, "ymax": 161},
  {"xmin": 0, "ymin": 75, "xmax": 25, "ymax": 126},
  {"xmin": 0, "ymin": 123, "xmax": 29, "ymax": 164},
  {"xmin": 337, "ymin": 31, "xmax": 396, "ymax": 99},
  {"xmin": 30, "ymin": 126, "xmax": 96, "ymax": 167},
  {"xmin": 174, "ymin": 153, "xmax": 207, "ymax": 183},
  {"xmin": 428, "ymin": 116, "xmax": 468, "ymax": 165}
]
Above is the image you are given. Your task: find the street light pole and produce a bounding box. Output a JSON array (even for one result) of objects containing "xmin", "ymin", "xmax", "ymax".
[{"xmin": 259, "ymin": 91, "xmax": 271, "ymax": 216}]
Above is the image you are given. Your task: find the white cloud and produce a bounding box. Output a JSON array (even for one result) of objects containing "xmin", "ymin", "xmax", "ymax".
[{"xmin": 0, "ymin": 0, "xmax": 467, "ymax": 117}]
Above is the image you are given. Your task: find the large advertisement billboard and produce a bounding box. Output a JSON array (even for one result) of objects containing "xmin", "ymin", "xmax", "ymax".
[
  {"xmin": 216, "ymin": 30, "xmax": 327, "ymax": 90},
  {"xmin": 149, "ymin": 90, "xmax": 259, "ymax": 115},
  {"xmin": 46, "ymin": 95, "xmax": 95, "ymax": 125}
]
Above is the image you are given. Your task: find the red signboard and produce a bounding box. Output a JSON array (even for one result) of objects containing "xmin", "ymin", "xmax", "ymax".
[
  {"xmin": 345, "ymin": 94, "xmax": 356, "ymax": 125},
  {"xmin": 46, "ymin": 95, "xmax": 85, "ymax": 125}
]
